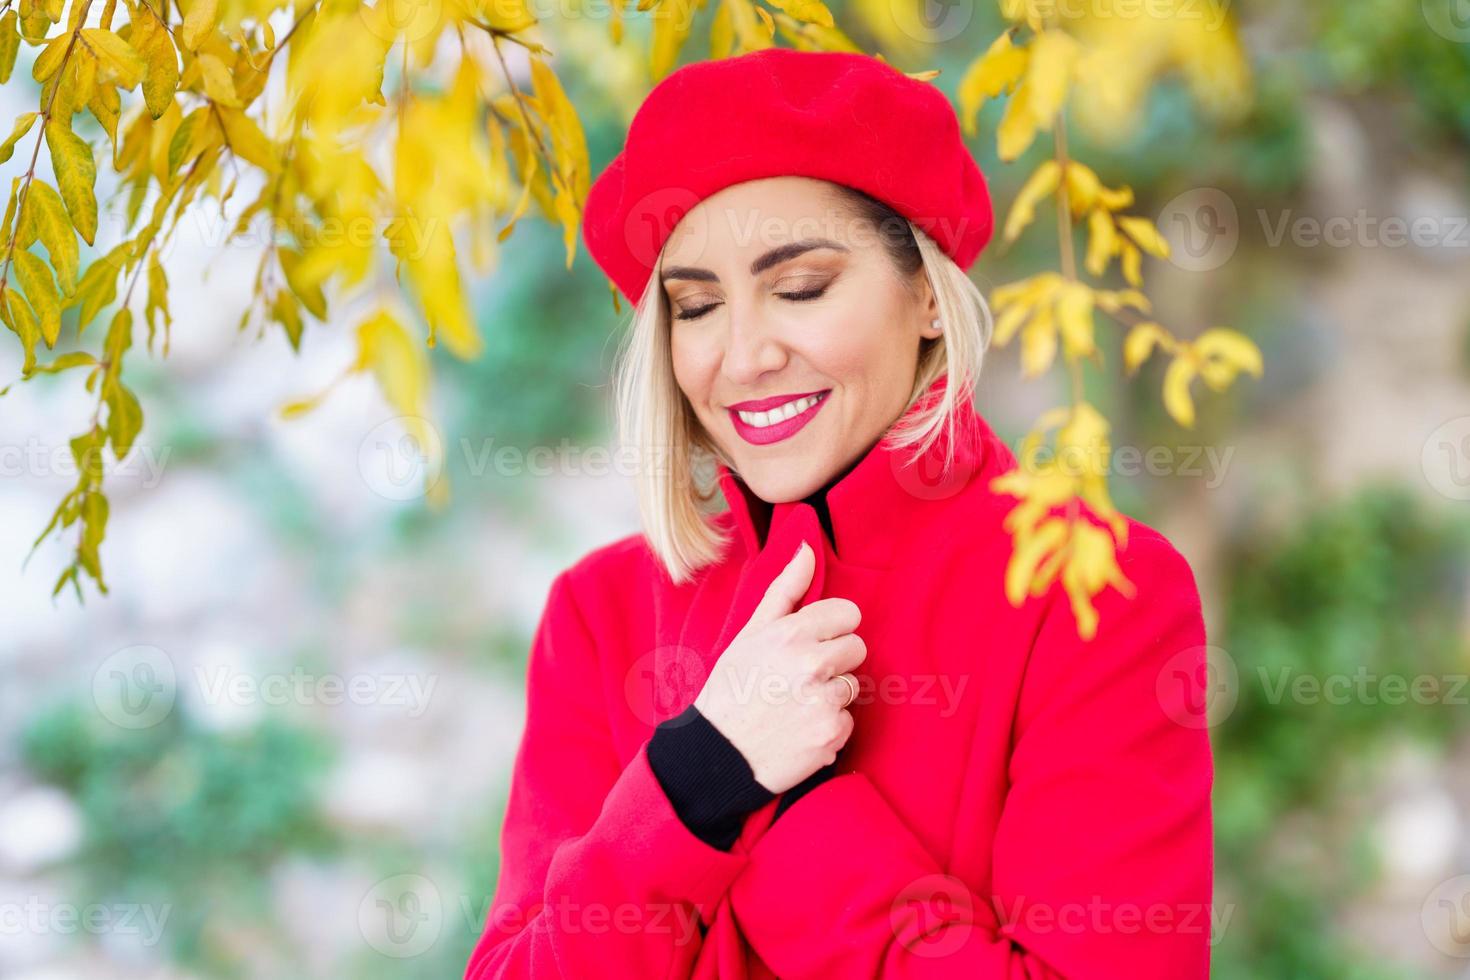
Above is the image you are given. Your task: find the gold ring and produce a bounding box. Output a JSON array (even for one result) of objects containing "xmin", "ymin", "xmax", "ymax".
[{"xmin": 837, "ymin": 673, "xmax": 858, "ymax": 708}]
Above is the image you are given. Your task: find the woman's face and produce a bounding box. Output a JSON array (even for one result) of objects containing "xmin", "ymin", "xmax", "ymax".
[{"xmin": 664, "ymin": 176, "xmax": 942, "ymax": 504}]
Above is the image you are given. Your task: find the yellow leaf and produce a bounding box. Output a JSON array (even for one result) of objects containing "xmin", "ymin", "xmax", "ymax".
[
  {"xmin": 992, "ymin": 297, "xmax": 1031, "ymax": 347},
  {"xmin": 278, "ymin": 247, "xmax": 327, "ymax": 319},
  {"xmin": 279, "ymin": 392, "xmax": 329, "ymax": 418},
  {"xmin": 70, "ymin": 242, "xmax": 128, "ymax": 333},
  {"xmin": 65, "ymin": 46, "xmax": 97, "ymax": 114},
  {"xmin": 1084, "ymin": 207, "xmax": 1116, "ymax": 277},
  {"xmin": 996, "ymin": 79, "xmax": 1036, "ymax": 162},
  {"xmin": 45, "ymin": 120, "xmax": 98, "ymax": 246},
  {"xmin": 403, "ymin": 217, "xmax": 483, "ymax": 360},
  {"xmin": 1117, "ymin": 215, "xmax": 1170, "ymax": 258},
  {"xmin": 1162, "ymin": 355, "xmax": 1197, "ymax": 427},
  {"xmin": 1119, "ymin": 239, "xmax": 1141, "ymax": 286},
  {"xmin": 1122, "ymin": 321, "xmax": 1171, "ymax": 373},
  {"xmin": 32, "ymin": 32, "xmax": 68, "ymax": 82},
  {"xmin": 13, "ymin": 248, "xmax": 61, "ymax": 346},
  {"xmin": 1096, "ymin": 182, "xmax": 1133, "ymax": 212},
  {"xmin": 80, "ymin": 28, "xmax": 144, "ymax": 89},
  {"xmin": 497, "ymin": 119, "xmax": 539, "ymax": 243},
  {"xmin": 23, "ymin": 180, "xmax": 79, "ymax": 293},
  {"xmin": 356, "ymin": 307, "xmax": 426, "ymax": 418},
  {"xmin": 136, "ymin": 16, "xmax": 180, "ymax": 118},
  {"xmin": 181, "ymin": 0, "xmax": 218, "ymax": 51},
  {"xmin": 753, "ymin": 4, "xmax": 774, "ymax": 38},
  {"xmin": 1194, "ymin": 327, "xmax": 1262, "ymax": 378},
  {"xmin": 958, "ymin": 31, "xmax": 1028, "ymax": 138},
  {"xmin": 552, "ymin": 178, "xmax": 579, "ymax": 270},
  {"xmin": 1005, "ymin": 516, "xmax": 1067, "ymax": 605},
  {"xmin": 271, "ymin": 290, "xmax": 303, "ymax": 350},
  {"xmin": 529, "ymin": 57, "xmax": 589, "ymax": 201},
  {"xmin": 991, "ymin": 271, "xmax": 1059, "ymax": 310},
  {"xmin": 88, "ymin": 83, "xmax": 120, "ymax": 150},
  {"xmin": 0, "ymin": 10, "xmax": 20, "ymax": 84},
  {"xmin": 1093, "ymin": 288, "xmax": 1149, "ymax": 315},
  {"xmin": 1054, "ymin": 279, "xmax": 1095, "ymax": 358},
  {"xmin": 482, "ymin": 0, "xmax": 538, "ymax": 33},
  {"xmin": 709, "ymin": 0, "xmax": 733, "ymax": 57},
  {"xmin": 0, "ymin": 111, "xmax": 37, "ymax": 163},
  {"xmin": 1063, "ymin": 161, "xmax": 1099, "ymax": 214},
  {"xmin": 1020, "ymin": 300, "xmax": 1056, "ymax": 376},
  {"xmin": 650, "ymin": 0, "xmax": 695, "ymax": 77},
  {"xmin": 197, "ymin": 52, "xmax": 239, "ymax": 106},
  {"xmin": 1025, "ymin": 29, "xmax": 1079, "ymax": 129},
  {"xmin": 764, "ymin": 0, "xmax": 833, "ymax": 28},
  {"xmin": 1062, "ymin": 521, "xmax": 1135, "ymax": 641},
  {"xmin": 2, "ymin": 287, "xmax": 41, "ymax": 372},
  {"xmin": 105, "ymin": 380, "xmax": 142, "ymax": 457},
  {"xmin": 725, "ymin": 0, "xmax": 772, "ymax": 52},
  {"xmin": 216, "ymin": 106, "xmax": 276, "ymax": 169},
  {"xmin": 1003, "ymin": 159, "xmax": 1059, "ymax": 244}
]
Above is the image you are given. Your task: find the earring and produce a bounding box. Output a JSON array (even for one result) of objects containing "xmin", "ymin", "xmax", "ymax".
[{"xmin": 931, "ymin": 318, "xmax": 943, "ymax": 332}]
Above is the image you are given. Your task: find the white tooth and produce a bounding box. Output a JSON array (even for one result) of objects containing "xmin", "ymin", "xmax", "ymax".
[{"xmin": 739, "ymin": 393, "xmax": 824, "ymax": 428}]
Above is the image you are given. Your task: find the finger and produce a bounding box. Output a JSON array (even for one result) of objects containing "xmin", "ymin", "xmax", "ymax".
[
  {"xmin": 787, "ymin": 595, "xmax": 861, "ymax": 642},
  {"xmin": 823, "ymin": 673, "xmax": 860, "ymax": 708},
  {"xmin": 746, "ymin": 540, "xmax": 816, "ymax": 631},
  {"xmin": 814, "ymin": 631, "xmax": 867, "ymax": 677}
]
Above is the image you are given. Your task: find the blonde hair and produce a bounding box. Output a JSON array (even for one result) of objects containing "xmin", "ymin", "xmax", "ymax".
[{"xmin": 611, "ymin": 208, "xmax": 994, "ymax": 586}]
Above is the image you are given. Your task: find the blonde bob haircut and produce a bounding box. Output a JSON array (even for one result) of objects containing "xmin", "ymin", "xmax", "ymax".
[{"xmin": 611, "ymin": 185, "xmax": 994, "ymax": 586}]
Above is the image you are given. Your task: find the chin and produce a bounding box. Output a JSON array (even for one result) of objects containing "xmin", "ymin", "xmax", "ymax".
[{"xmin": 738, "ymin": 463, "xmax": 831, "ymax": 504}]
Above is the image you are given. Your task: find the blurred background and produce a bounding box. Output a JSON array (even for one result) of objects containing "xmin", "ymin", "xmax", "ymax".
[{"xmin": 3, "ymin": 0, "xmax": 1470, "ymax": 977}]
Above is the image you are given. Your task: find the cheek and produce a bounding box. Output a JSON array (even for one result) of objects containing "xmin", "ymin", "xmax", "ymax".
[
  {"xmin": 669, "ymin": 329, "xmax": 717, "ymax": 398},
  {"xmin": 795, "ymin": 293, "xmax": 903, "ymax": 376}
]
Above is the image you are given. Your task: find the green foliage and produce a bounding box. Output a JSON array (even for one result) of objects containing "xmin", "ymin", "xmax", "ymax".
[
  {"xmin": 1314, "ymin": 0, "xmax": 1470, "ymax": 146},
  {"xmin": 21, "ymin": 699, "xmax": 339, "ymax": 974},
  {"xmin": 1211, "ymin": 485, "xmax": 1470, "ymax": 976}
]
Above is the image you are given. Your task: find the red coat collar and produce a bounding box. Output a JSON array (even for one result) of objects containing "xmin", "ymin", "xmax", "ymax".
[{"xmin": 714, "ymin": 373, "xmax": 1018, "ymax": 569}]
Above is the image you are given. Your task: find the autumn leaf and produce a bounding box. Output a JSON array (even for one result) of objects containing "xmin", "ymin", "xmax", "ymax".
[
  {"xmin": 45, "ymin": 119, "xmax": 98, "ymax": 245},
  {"xmin": 81, "ymin": 29, "xmax": 145, "ymax": 89}
]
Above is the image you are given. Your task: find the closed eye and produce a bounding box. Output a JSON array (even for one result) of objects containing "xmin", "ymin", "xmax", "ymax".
[{"xmin": 673, "ymin": 285, "xmax": 829, "ymax": 322}]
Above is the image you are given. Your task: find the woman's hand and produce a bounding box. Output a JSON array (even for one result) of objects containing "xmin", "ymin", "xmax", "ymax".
[{"xmin": 693, "ymin": 541, "xmax": 865, "ymax": 794}]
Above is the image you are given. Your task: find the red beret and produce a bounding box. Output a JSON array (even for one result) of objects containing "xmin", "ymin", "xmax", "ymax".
[{"xmin": 581, "ymin": 48, "xmax": 994, "ymax": 307}]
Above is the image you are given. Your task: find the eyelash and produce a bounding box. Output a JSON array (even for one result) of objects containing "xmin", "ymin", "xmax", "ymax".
[{"xmin": 674, "ymin": 285, "xmax": 829, "ymax": 322}]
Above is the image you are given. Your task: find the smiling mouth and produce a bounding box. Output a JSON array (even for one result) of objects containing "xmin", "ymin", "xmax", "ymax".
[{"xmin": 730, "ymin": 391, "xmax": 829, "ymax": 428}]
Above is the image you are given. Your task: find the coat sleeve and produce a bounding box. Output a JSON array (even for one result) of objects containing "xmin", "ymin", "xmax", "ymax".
[
  {"xmin": 463, "ymin": 568, "xmax": 751, "ymax": 980},
  {"xmin": 726, "ymin": 529, "xmax": 1216, "ymax": 979}
]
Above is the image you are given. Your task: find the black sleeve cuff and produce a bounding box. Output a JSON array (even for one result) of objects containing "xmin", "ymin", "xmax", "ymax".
[{"xmin": 647, "ymin": 703, "xmax": 776, "ymax": 851}]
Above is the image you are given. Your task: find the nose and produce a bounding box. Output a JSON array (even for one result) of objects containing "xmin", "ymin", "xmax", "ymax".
[{"xmin": 720, "ymin": 302, "xmax": 788, "ymax": 387}]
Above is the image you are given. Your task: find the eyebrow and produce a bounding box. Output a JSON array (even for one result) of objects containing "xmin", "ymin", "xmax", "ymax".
[{"xmin": 661, "ymin": 239, "xmax": 850, "ymax": 284}]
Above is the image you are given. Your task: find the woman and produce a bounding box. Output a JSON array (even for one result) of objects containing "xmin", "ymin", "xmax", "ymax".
[{"xmin": 464, "ymin": 48, "xmax": 1214, "ymax": 980}]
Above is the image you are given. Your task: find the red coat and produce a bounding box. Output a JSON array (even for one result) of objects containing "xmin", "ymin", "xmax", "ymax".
[{"xmin": 464, "ymin": 373, "xmax": 1215, "ymax": 979}]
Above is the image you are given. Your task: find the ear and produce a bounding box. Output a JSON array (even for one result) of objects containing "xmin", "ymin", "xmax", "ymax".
[{"xmin": 915, "ymin": 272, "xmax": 942, "ymax": 340}]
